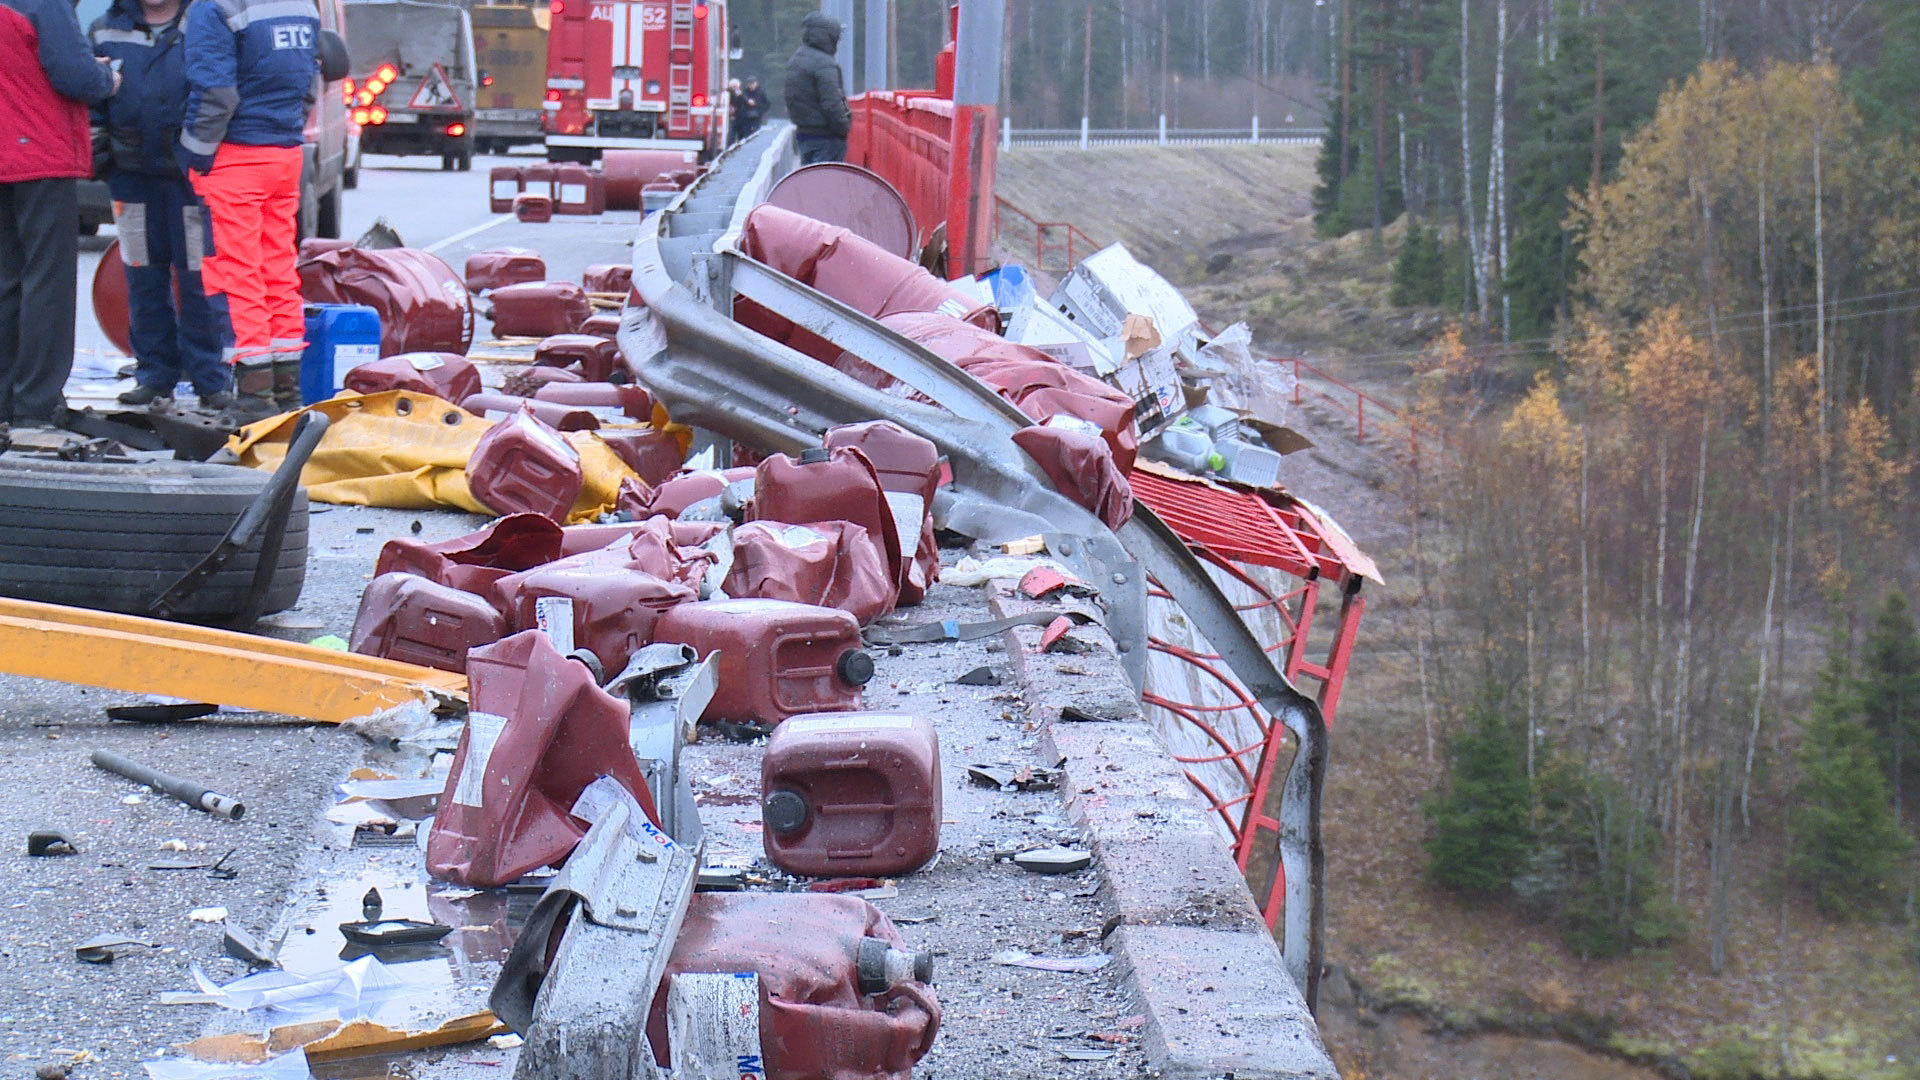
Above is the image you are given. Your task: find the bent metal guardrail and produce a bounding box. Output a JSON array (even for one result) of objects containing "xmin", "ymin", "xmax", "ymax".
[{"xmin": 617, "ymin": 124, "xmax": 1330, "ymax": 1011}]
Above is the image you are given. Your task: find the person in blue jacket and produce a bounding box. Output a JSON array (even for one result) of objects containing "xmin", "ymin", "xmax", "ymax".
[
  {"xmin": 92, "ymin": 0, "xmax": 232, "ymax": 409},
  {"xmin": 178, "ymin": 0, "xmax": 317, "ymax": 424}
]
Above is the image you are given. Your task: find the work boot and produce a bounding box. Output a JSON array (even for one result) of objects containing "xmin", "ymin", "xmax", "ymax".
[
  {"xmin": 202, "ymin": 391, "xmax": 237, "ymax": 412},
  {"xmin": 118, "ymin": 384, "xmax": 169, "ymax": 407},
  {"xmin": 217, "ymin": 358, "xmax": 278, "ymax": 429},
  {"xmin": 270, "ymin": 349, "xmax": 305, "ymax": 410}
]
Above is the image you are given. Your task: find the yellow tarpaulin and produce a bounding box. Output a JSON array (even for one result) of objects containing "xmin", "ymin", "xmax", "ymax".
[{"xmin": 226, "ymin": 390, "xmax": 639, "ymax": 523}]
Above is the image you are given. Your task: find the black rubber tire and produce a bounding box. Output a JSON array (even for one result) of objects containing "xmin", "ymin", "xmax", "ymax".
[{"xmin": 0, "ymin": 457, "xmax": 307, "ymax": 620}]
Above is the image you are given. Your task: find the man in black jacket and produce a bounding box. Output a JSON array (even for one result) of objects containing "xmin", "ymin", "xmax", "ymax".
[
  {"xmin": 735, "ymin": 75, "xmax": 768, "ymax": 142},
  {"xmin": 782, "ymin": 11, "xmax": 849, "ymax": 164}
]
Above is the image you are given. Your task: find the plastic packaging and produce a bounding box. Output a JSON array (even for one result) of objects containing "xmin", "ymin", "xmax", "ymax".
[
  {"xmin": 652, "ymin": 599, "xmax": 871, "ymax": 728},
  {"xmin": 1146, "ymin": 421, "xmax": 1221, "ymax": 475},
  {"xmin": 1214, "ymin": 435, "xmax": 1283, "ymax": 489},
  {"xmin": 465, "ymin": 408, "xmax": 584, "ymax": 522},
  {"xmin": 426, "ymin": 630, "xmax": 663, "ymax": 888},
  {"xmin": 490, "ymin": 281, "xmax": 591, "ymax": 339},
  {"xmin": 349, "ymin": 572, "xmax": 505, "ymax": 672},
  {"xmin": 760, "ymin": 713, "xmax": 941, "ymax": 877},
  {"xmin": 300, "ymin": 303, "xmax": 382, "ymax": 405}
]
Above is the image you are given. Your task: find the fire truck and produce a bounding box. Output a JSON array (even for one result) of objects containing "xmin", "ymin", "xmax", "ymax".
[{"xmin": 542, "ymin": 0, "xmax": 730, "ymax": 161}]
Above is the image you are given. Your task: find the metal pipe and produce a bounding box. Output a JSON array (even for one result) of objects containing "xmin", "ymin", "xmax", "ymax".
[{"xmin": 91, "ymin": 749, "xmax": 245, "ymax": 819}]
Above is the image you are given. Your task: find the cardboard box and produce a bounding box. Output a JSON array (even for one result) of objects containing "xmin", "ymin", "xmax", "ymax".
[
  {"xmin": 1051, "ymin": 243, "xmax": 1201, "ymax": 359},
  {"xmin": 1005, "ymin": 298, "xmax": 1124, "ymax": 376}
]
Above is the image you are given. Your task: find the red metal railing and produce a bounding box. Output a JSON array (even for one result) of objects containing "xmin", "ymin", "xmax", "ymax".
[
  {"xmin": 848, "ymin": 89, "xmax": 954, "ymax": 252},
  {"xmin": 1283, "ymin": 356, "xmax": 1443, "ymax": 460},
  {"xmin": 990, "ymin": 196, "xmax": 1101, "ymax": 275},
  {"xmin": 1130, "ymin": 468, "xmax": 1368, "ymax": 930}
]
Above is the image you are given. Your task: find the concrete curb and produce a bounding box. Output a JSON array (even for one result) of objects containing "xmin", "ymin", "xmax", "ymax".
[{"xmin": 991, "ymin": 585, "xmax": 1338, "ymax": 1080}]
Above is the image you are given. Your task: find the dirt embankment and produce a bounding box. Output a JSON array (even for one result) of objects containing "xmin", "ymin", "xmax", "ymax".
[{"xmin": 993, "ymin": 144, "xmax": 1920, "ymax": 1080}]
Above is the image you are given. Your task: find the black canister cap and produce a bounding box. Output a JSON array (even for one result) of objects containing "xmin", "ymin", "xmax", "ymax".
[
  {"xmin": 763, "ymin": 788, "xmax": 809, "ymax": 834},
  {"xmin": 798, "ymin": 447, "xmax": 832, "ymax": 464},
  {"xmin": 837, "ymin": 650, "xmax": 876, "ymax": 686}
]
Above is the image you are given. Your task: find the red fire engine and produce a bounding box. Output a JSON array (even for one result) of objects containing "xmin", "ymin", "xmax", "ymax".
[{"xmin": 542, "ymin": 0, "xmax": 729, "ymax": 161}]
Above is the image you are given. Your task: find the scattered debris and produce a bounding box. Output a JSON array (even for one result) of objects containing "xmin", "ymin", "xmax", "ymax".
[
  {"xmin": 144, "ymin": 1049, "xmax": 309, "ymax": 1080},
  {"xmin": 1059, "ymin": 1047, "xmax": 1117, "ymax": 1061},
  {"xmin": 27, "ymin": 829, "xmax": 76, "ymax": 856},
  {"xmin": 1013, "ymin": 847, "xmax": 1093, "ymax": 875},
  {"xmin": 75, "ymin": 933, "xmax": 157, "ymax": 964},
  {"xmin": 91, "ymin": 750, "xmax": 245, "ymax": 820},
  {"xmin": 338, "ymin": 918, "xmax": 454, "ymax": 948},
  {"xmin": 1058, "ymin": 706, "xmax": 1115, "ymax": 723},
  {"xmin": 106, "ymin": 703, "xmax": 218, "ymax": 723},
  {"xmin": 222, "ymin": 926, "xmax": 277, "ymax": 968},
  {"xmin": 189, "ymin": 908, "xmax": 228, "ymax": 924},
  {"xmin": 487, "ymin": 1034, "xmax": 523, "ymax": 1050},
  {"xmin": 954, "ymin": 665, "xmax": 1000, "ymax": 686},
  {"xmin": 1018, "ymin": 566, "xmax": 1095, "ymax": 600},
  {"xmin": 990, "ymin": 949, "xmax": 1112, "ymax": 973}
]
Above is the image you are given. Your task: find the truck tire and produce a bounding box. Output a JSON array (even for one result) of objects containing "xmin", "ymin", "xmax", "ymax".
[
  {"xmin": 0, "ymin": 456, "xmax": 308, "ymax": 620},
  {"xmin": 317, "ymin": 184, "xmax": 343, "ymax": 239}
]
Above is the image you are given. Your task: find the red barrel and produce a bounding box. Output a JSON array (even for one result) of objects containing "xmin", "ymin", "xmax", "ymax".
[
  {"xmin": 427, "ymin": 630, "xmax": 663, "ymax": 888},
  {"xmin": 760, "ymin": 713, "xmax": 942, "ymax": 878},
  {"xmin": 754, "ymin": 447, "xmax": 903, "ymax": 587},
  {"xmin": 645, "ymin": 893, "xmax": 940, "ymax": 1080},
  {"xmin": 652, "ymin": 599, "xmax": 872, "ymax": 728},
  {"xmin": 466, "ymin": 409, "xmax": 584, "ymax": 522},
  {"xmin": 349, "ymin": 573, "xmax": 505, "ymax": 672},
  {"xmin": 375, "ymin": 512, "xmax": 564, "ymax": 599}
]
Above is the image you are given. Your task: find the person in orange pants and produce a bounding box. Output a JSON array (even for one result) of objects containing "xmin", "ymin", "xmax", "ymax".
[{"xmin": 178, "ymin": 0, "xmax": 317, "ymax": 425}]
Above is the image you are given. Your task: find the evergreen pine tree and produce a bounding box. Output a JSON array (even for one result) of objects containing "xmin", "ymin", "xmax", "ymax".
[
  {"xmin": 1391, "ymin": 223, "xmax": 1446, "ymax": 306},
  {"xmin": 1423, "ymin": 684, "xmax": 1533, "ymax": 892},
  {"xmin": 1861, "ymin": 592, "xmax": 1920, "ymax": 797},
  {"xmin": 1788, "ymin": 627, "xmax": 1913, "ymax": 917}
]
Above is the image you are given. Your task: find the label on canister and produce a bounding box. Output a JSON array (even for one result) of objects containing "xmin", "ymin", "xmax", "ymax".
[
  {"xmin": 884, "ymin": 491, "xmax": 925, "ymax": 562},
  {"xmin": 406, "ymin": 353, "xmax": 446, "ymax": 371},
  {"xmin": 534, "ymin": 596, "xmax": 575, "ymax": 653},
  {"xmin": 451, "ymin": 711, "xmax": 507, "ymax": 808},
  {"xmin": 782, "ymin": 714, "xmax": 916, "ymax": 734},
  {"xmin": 332, "ymin": 343, "xmax": 379, "ymax": 387},
  {"xmin": 667, "ymin": 972, "xmax": 762, "ymax": 1079}
]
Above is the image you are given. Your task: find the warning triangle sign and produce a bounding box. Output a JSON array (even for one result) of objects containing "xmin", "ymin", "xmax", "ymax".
[{"xmin": 408, "ymin": 64, "xmax": 463, "ymax": 111}]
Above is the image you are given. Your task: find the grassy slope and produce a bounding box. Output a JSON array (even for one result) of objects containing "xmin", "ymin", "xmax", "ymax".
[{"xmin": 994, "ymin": 145, "xmax": 1920, "ymax": 1080}]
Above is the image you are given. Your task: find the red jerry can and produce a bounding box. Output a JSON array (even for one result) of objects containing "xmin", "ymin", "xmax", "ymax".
[
  {"xmin": 582, "ymin": 263, "xmax": 631, "ymax": 294},
  {"xmin": 652, "ymin": 599, "xmax": 873, "ymax": 728},
  {"xmin": 578, "ymin": 311, "xmax": 622, "ymax": 340},
  {"xmin": 342, "ymin": 352, "xmax": 482, "ymax": 404},
  {"xmin": 427, "ymin": 630, "xmax": 663, "ymax": 888},
  {"xmin": 512, "ymin": 193, "xmax": 553, "ymax": 223},
  {"xmin": 488, "ymin": 165, "xmax": 525, "ymax": 213},
  {"xmin": 639, "ymin": 470, "xmax": 727, "ymax": 518},
  {"xmin": 533, "ymin": 333, "xmax": 619, "ymax": 381},
  {"xmin": 823, "ymin": 421, "xmax": 940, "ymax": 605},
  {"xmin": 724, "ymin": 520, "xmax": 897, "ymax": 626},
  {"xmin": 553, "ymin": 163, "xmax": 606, "ymax": 215},
  {"xmin": 520, "ymin": 161, "xmax": 560, "ymax": 201},
  {"xmin": 754, "ymin": 447, "xmax": 904, "ymax": 588},
  {"xmin": 491, "ymin": 281, "xmax": 592, "ymax": 338},
  {"xmin": 595, "ymin": 427, "xmax": 684, "ymax": 487},
  {"xmin": 492, "ymin": 562, "xmax": 695, "ymax": 675},
  {"xmin": 759, "ymin": 713, "xmax": 942, "ymax": 878},
  {"xmin": 375, "ymin": 512, "xmax": 563, "ymax": 598},
  {"xmin": 464, "ymin": 248, "xmax": 546, "ymax": 293},
  {"xmin": 349, "ymin": 572, "xmax": 505, "ymax": 672},
  {"xmin": 532, "ymin": 380, "xmax": 648, "ymax": 420},
  {"xmin": 466, "ymin": 408, "xmax": 584, "ymax": 522},
  {"xmin": 461, "ymin": 392, "xmax": 601, "ymax": 431},
  {"xmin": 645, "ymin": 893, "xmax": 940, "ymax": 1080}
]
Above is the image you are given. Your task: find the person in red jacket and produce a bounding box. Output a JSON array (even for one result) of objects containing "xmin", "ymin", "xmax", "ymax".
[{"xmin": 0, "ymin": 0, "xmax": 120, "ymax": 433}]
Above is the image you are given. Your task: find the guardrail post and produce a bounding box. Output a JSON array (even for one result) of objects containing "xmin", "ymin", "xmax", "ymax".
[
  {"xmin": 1080, "ymin": 115, "xmax": 1089, "ymax": 150},
  {"xmin": 1158, "ymin": 113, "xmax": 1168, "ymax": 145},
  {"xmin": 1356, "ymin": 396, "xmax": 1366, "ymax": 441},
  {"xmin": 1251, "ymin": 115, "xmax": 1260, "ymax": 143},
  {"xmin": 1292, "ymin": 359, "xmax": 1303, "ymax": 406},
  {"xmin": 1002, "ymin": 115, "xmax": 1011, "ymax": 150}
]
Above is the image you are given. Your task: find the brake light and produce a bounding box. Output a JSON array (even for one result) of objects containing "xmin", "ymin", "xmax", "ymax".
[
  {"xmin": 446, "ymin": 122, "xmax": 466, "ymax": 137},
  {"xmin": 356, "ymin": 90, "xmax": 374, "ymax": 106},
  {"xmin": 693, "ymin": 3, "xmax": 707, "ymax": 16},
  {"xmin": 549, "ymin": 0, "xmax": 562, "ymax": 12},
  {"xmin": 375, "ymin": 64, "xmax": 398, "ymax": 83},
  {"xmin": 692, "ymin": 93, "xmax": 707, "ymax": 107},
  {"xmin": 352, "ymin": 106, "xmax": 370, "ymax": 125},
  {"xmin": 481, "ymin": 74, "xmax": 494, "ymax": 87},
  {"xmin": 368, "ymin": 104, "xmax": 388, "ymax": 124},
  {"xmin": 546, "ymin": 88, "xmax": 562, "ymax": 102}
]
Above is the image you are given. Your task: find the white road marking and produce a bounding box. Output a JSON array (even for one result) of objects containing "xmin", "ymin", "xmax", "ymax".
[{"xmin": 424, "ymin": 213, "xmax": 514, "ymax": 253}]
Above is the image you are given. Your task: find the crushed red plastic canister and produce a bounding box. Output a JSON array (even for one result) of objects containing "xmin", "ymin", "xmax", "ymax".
[
  {"xmin": 760, "ymin": 713, "xmax": 942, "ymax": 878},
  {"xmin": 724, "ymin": 520, "xmax": 897, "ymax": 625},
  {"xmin": 342, "ymin": 352, "xmax": 482, "ymax": 404},
  {"xmin": 465, "ymin": 408, "xmax": 585, "ymax": 522},
  {"xmin": 349, "ymin": 572, "xmax": 505, "ymax": 673},
  {"xmin": 652, "ymin": 599, "xmax": 872, "ymax": 728},
  {"xmin": 464, "ymin": 248, "xmax": 547, "ymax": 293},
  {"xmin": 490, "ymin": 281, "xmax": 592, "ymax": 339}
]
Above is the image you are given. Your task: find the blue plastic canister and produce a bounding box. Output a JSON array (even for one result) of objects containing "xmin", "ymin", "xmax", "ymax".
[{"xmin": 301, "ymin": 304, "xmax": 383, "ymax": 404}]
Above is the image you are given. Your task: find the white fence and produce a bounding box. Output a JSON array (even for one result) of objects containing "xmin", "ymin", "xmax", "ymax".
[{"xmin": 1004, "ymin": 117, "xmax": 1326, "ymax": 150}]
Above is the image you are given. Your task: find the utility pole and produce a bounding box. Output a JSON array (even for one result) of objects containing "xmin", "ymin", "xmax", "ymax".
[
  {"xmin": 1081, "ymin": 1, "xmax": 1093, "ymax": 134},
  {"xmin": 1339, "ymin": 0, "xmax": 1353, "ymax": 181}
]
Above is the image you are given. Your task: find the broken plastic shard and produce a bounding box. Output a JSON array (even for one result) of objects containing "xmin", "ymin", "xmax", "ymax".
[
  {"xmin": 989, "ymin": 949, "xmax": 1112, "ymax": 973},
  {"xmin": 954, "ymin": 666, "xmax": 999, "ymax": 686},
  {"xmin": 143, "ymin": 1049, "xmax": 312, "ymax": 1080},
  {"xmin": 1059, "ymin": 1047, "xmax": 1117, "ymax": 1061},
  {"xmin": 75, "ymin": 933, "xmax": 156, "ymax": 963},
  {"xmin": 1012, "ymin": 847, "xmax": 1092, "ymax": 874},
  {"xmin": 189, "ymin": 907, "xmax": 229, "ymax": 923},
  {"xmin": 161, "ymin": 955, "xmax": 442, "ymax": 1018},
  {"xmin": 27, "ymin": 830, "xmax": 77, "ymax": 856}
]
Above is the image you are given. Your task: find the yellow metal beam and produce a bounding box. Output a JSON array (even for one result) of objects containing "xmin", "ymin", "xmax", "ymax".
[{"xmin": 0, "ymin": 597, "xmax": 466, "ymax": 724}]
